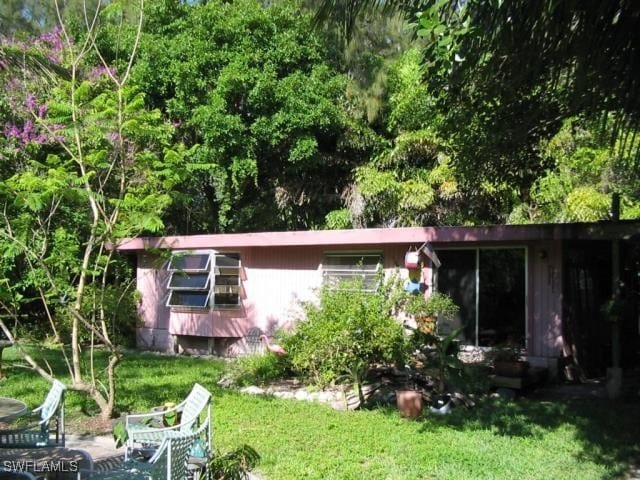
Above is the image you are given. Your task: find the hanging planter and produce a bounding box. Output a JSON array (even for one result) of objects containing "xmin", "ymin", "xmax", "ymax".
[{"xmin": 404, "ymin": 251, "xmax": 420, "ymax": 269}]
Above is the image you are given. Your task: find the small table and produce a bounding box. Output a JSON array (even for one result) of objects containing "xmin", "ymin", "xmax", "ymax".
[{"xmin": 0, "ymin": 397, "xmax": 28, "ymax": 423}]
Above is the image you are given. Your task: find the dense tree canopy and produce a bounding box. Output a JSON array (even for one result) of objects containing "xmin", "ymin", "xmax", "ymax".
[
  {"xmin": 1, "ymin": 0, "xmax": 638, "ymax": 409},
  {"xmin": 318, "ymin": 0, "xmax": 640, "ymax": 223},
  {"xmin": 0, "ymin": 0, "xmax": 190, "ymax": 418},
  {"xmin": 128, "ymin": 0, "xmax": 380, "ymax": 233}
]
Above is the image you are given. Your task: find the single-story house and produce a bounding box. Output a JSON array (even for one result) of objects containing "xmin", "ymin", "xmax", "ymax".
[{"xmin": 116, "ymin": 221, "xmax": 640, "ymax": 377}]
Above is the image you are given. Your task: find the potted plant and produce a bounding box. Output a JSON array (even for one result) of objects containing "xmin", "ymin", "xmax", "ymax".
[
  {"xmin": 403, "ymin": 291, "xmax": 459, "ymax": 335},
  {"xmin": 404, "ymin": 293, "xmax": 462, "ymax": 415},
  {"xmin": 491, "ymin": 343, "xmax": 529, "ymax": 377},
  {"xmin": 396, "ymin": 388, "xmax": 424, "ymax": 419},
  {"xmin": 395, "ymin": 368, "xmax": 424, "ymax": 419}
]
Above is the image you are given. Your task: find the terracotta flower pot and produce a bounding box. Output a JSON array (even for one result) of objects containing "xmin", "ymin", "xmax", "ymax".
[{"xmin": 396, "ymin": 389, "xmax": 424, "ymax": 419}]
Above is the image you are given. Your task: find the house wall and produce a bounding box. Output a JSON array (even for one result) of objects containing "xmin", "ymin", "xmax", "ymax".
[
  {"xmin": 136, "ymin": 244, "xmax": 413, "ymax": 353},
  {"xmin": 135, "ymin": 241, "xmax": 564, "ymax": 364}
]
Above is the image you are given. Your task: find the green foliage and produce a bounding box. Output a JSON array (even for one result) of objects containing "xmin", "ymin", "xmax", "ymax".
[
  {"xmin": 324, "ymin": 208, "xmax": 352, "ymax": 230},
  {"xmin": 413, "ymin": 326, "xmax": 464, "ymax": 394},
  {"xmin": 509, "ymin": 117, "xmax": 640, "ymax": 223},
  {"xmin": 284, "ymin": 279, "xmax": 406, "ymax": 387},
  {"xmin": 0, "ymin": 81, "xmax": 182, "ymax": 346},
  {"xmin": 565, "ymin": 187, "xmax": 611, "ymax": 222},
  {"xmin": 209, "ymin": 444, "xmax": 260, "ymax": 480},
  {"xmin": 350, "ymin": 129, "xmax": 459, "ymax": 226},
  {"xmin": 230, "ymin": 353, "xmax": 291, "ymax": 386},
  {"xmin": 404, "ymin": 291, "xmax": 463, "ymax": 393},
  {"xmin": 448, "ymin": 363, "xmax": 493, "ymax": 395},
  {"xmin": 386, "ymin": 48, "xmax": 440, "ymax": 134},
  {"xmin": 112, "ymin": 419, "xmax": 128, "ymax": 448},
  {"xmin": 403, "ymin": 291, "xmax": 459, "ymax": 320},
  {"xmin": 409, "ymin": 0, "xmax": 640, "ymax": 214},
  {"xmin": 327, "ymin": 47, "xmax": 469, "ymax": 228},
  {"xmin": 134, "ymin": 0, "xmax": 377, "ymax": 233}
]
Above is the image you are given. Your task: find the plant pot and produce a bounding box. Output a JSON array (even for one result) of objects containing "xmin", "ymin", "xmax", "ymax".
[
  {"xmin": 493, "ymin": 360, "xmax": 530, "ymax": 377},
  {"xmin": 396, "ymin": 389, "xmax": 424, "ymax": 419}
]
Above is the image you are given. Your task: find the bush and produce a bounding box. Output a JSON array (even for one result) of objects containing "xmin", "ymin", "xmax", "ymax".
[
  {"xmin": 230, "ymin": 352, "xmax": 290, "ymax": 386},
  {"xmin": 209, "ymin": 444, "xmax": 260, "ymax": 480},
  {"xmin": 283, "ymin": 279, "xmax": 407, "ymax": 390}
]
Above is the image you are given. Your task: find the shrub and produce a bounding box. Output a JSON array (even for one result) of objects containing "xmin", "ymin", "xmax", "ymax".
[
  {"xmin": 209, "ymin": 444, "xmax": 260, "ymax": 480},
  {"xmin": 230, "ymin": 352, "xmax": 290, "ymax": 386},
  {"xmin": 283, "ymin": 279, "xmax": 407, "ymax": 393}
]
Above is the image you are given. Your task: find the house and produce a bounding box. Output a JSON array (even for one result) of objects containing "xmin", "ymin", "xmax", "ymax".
[{"xmin": 116, "ymin": 221, "xmax": 640, "ymax": 377}]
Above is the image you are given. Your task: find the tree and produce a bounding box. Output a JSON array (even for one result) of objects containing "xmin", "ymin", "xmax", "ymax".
[
  {"xmin": 131, "ymin": 0, "xmax": 379, "ymax": 233},
  {"xmin": 509, "ymin": 117, "xmax": 640, "ymax": 223},
  {"xmin": 317, "ymin": 0, "xmax": 640, "ymax": 222},
  {"xmin": 326, "ymin": 48, "xmax": 465, "ymax": 227},
  {"xmin": 0, "ymin": 0, "xmax": 188, "ymax": 419}
]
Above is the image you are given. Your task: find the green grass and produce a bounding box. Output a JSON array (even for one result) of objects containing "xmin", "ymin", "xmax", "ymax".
[{"xmin": 2, "ymin": 346, "xmax": 639, "ymax": 479}]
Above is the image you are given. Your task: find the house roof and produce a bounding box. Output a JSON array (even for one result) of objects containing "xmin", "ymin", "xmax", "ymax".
[{"xmin": 115, "ymin": 220, "xmax": 640, "ymax": 251}]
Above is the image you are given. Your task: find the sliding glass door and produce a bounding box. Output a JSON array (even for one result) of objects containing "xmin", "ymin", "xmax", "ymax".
[{"xmin": 435, "ymin": 248, "xmax": 526, "ymax": 347}]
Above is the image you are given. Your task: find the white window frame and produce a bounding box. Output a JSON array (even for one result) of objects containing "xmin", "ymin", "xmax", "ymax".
[
  {"xmin": 321, "ymin": 251, "xmax": 383, "ymax": 292},
  {"xmin": 212, "ymin": 253, "xmax": 241, "ymax": 309},
  {"xmin": 166, "ymin": 250, "xmax": 241, "ymax": 310}
]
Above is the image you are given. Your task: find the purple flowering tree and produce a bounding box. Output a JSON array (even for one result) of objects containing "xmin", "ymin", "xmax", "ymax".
[{"xmin": 0, "ymin": 0, "xmax": 190, "ymax": 419}]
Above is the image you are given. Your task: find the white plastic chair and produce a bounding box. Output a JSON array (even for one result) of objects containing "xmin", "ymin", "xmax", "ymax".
[
  {"xmin": 0, "ymin": 379, "xmax": 66, "ymax": 448},
  {"xmin": 124, "ymin": 383, "xmax": 211, "ymax": 461},
  {"xmin": 89, "ymin": 421, "xmax": 208, "ymax": 479}
]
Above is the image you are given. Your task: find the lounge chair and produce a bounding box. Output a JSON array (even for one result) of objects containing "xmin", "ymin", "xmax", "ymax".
[
  {"xmin": 124, "ymin": 383, "xmax": 211, "ymax": 461},
  {"xmin": 0, "ymin": 380, "xmax": 66, "ymax": 448}
]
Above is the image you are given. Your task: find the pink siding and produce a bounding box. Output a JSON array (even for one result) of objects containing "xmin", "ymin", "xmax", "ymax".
[
  {"xmin": 136, "ymin": 244, "xmax": 420, "ymax": 346},
  {"xmin": 136, "ymin": 254, "xmax": 172, "ymax": 350},
  {"xmin": 134, "ymin": 238, "xmax": 566, "ymax": 361}
]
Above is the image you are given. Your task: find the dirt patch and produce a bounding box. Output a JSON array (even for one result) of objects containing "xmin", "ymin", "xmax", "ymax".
[{"xmin": 66, "ymin": 415, "xmax": 118, "ymax": 436}]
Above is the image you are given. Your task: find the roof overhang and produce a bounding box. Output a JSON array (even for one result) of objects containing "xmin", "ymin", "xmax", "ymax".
[{"xmin": 114, "ymin": 221, "xmax": 640, "ymax": 252}]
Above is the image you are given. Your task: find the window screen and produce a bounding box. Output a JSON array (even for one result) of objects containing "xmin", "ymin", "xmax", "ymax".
[
  {"xmin": 166, "ymin": 251, "xmax": 241, "ymax": 310},
  {"xmin": 322, "ymin": 253, "xmax": 382, "ymax": 291}
]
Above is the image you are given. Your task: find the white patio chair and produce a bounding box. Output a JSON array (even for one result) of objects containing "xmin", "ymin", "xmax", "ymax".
[
  {"xmin": 124, "ymin": 383, "xmax": 211, "ymax": 461},
  {"xmin": 0, "ymin": 379, "xmax": 66, "ymax": 448},
  {"xmin": 89, "ymin": 421, "xmax": 208, "ymax": 479}
]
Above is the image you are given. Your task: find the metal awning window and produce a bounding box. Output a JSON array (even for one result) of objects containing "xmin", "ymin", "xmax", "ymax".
[
  {"xmin": 166, "ymin": 251, "xmax": 241, "ymax": 310},
  {"xmin": 322, "ymin": 252, "xmax": 382, "ymax": 292}
]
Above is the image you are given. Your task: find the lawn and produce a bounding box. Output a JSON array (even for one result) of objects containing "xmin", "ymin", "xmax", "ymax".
[{"xmin": 2, "ymin": 346, "xmax": 639, "ymax": 479}]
